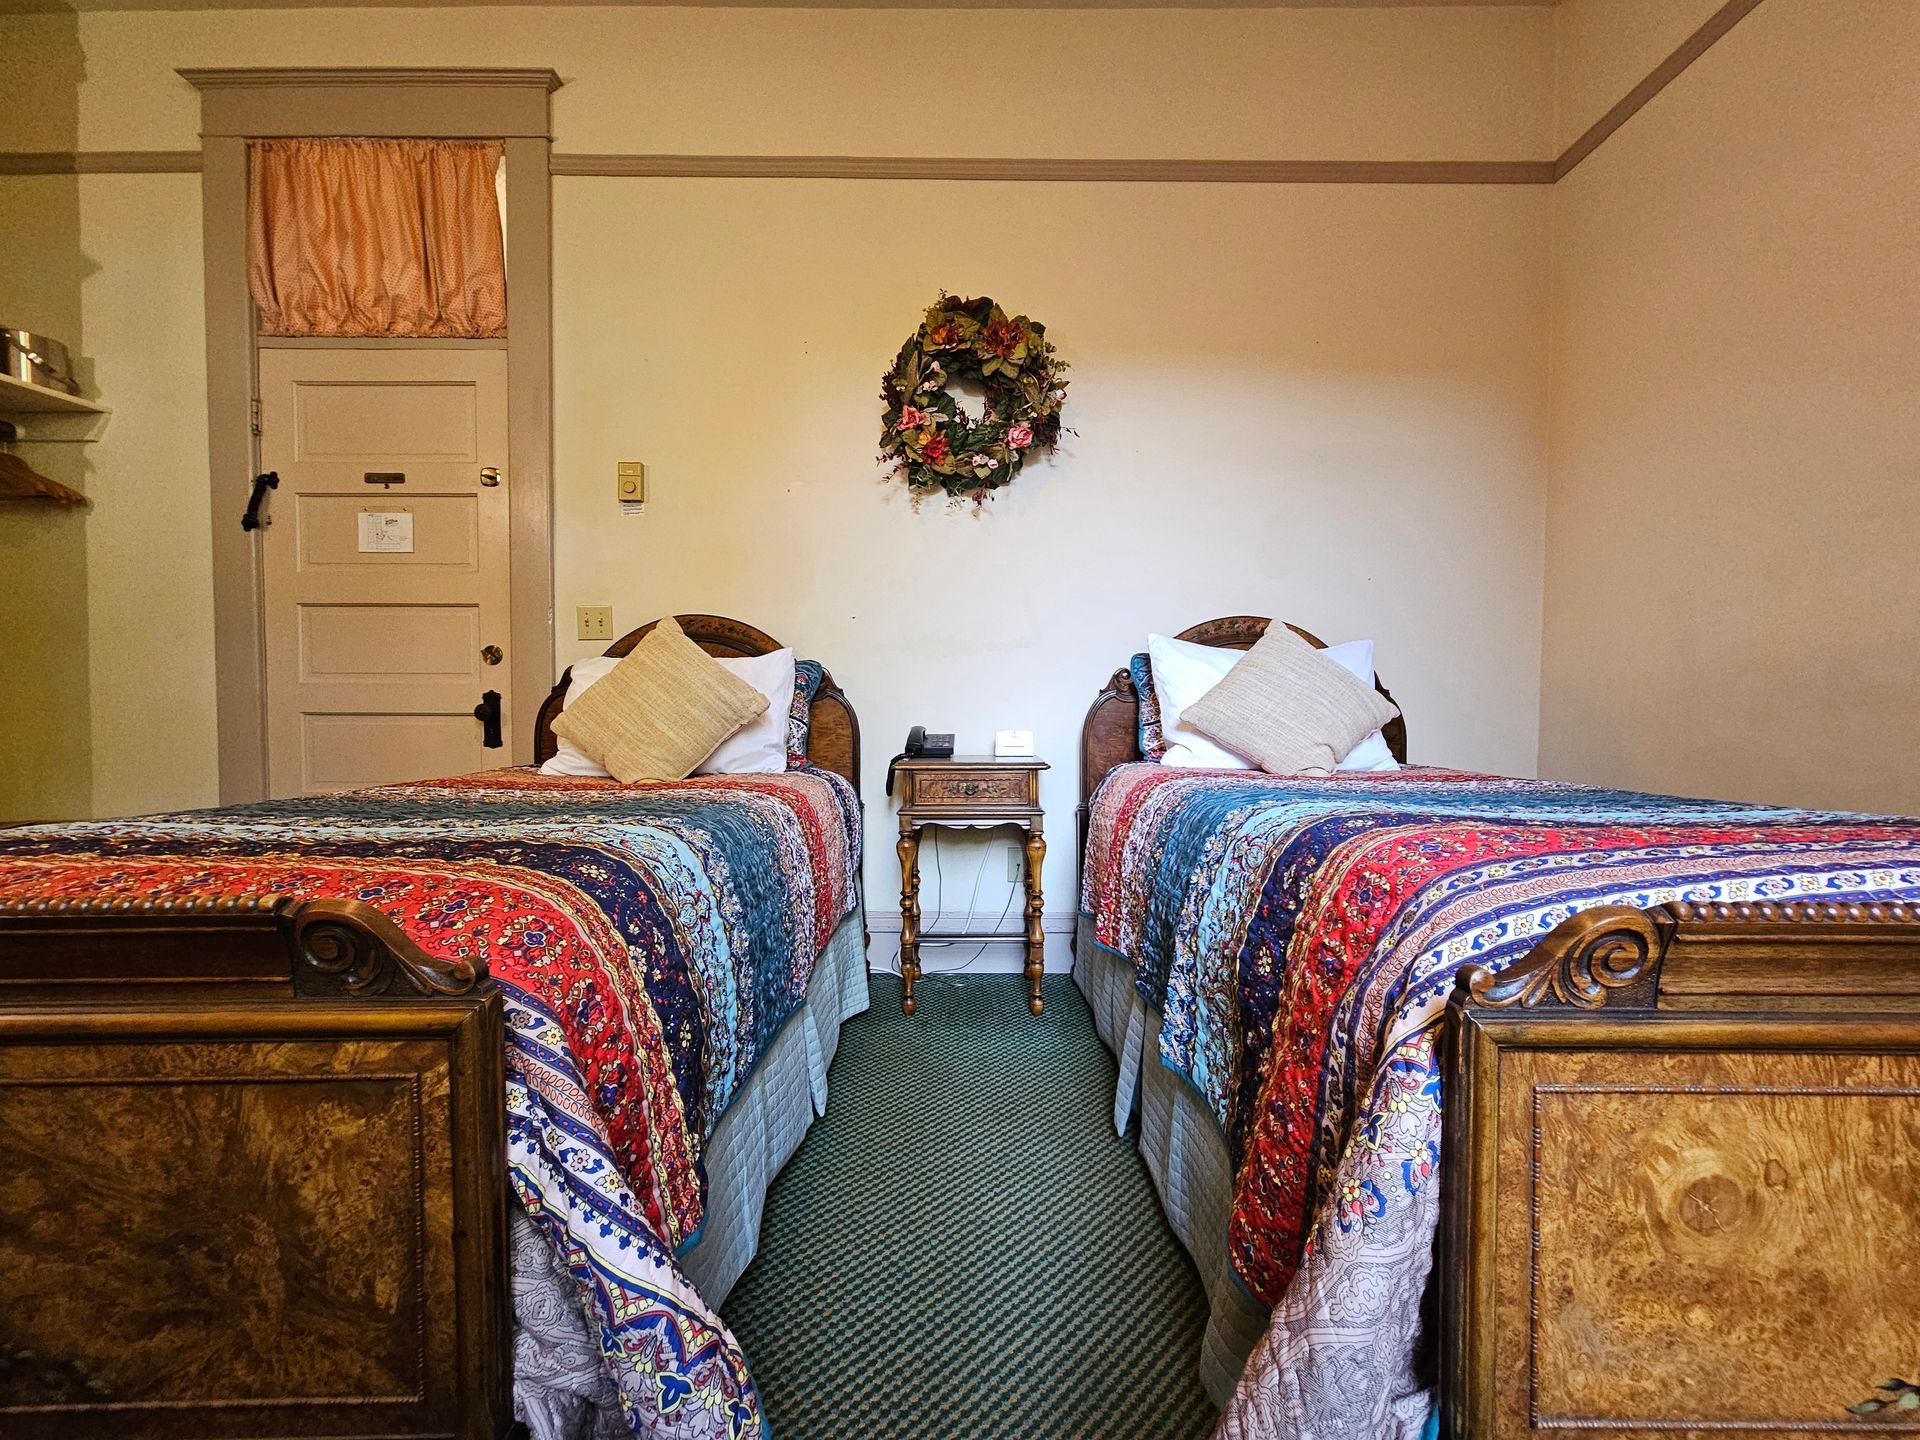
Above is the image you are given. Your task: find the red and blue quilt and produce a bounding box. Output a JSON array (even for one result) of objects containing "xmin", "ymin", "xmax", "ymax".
[
  {"xmin": 0, "ymin": 765, "xmax": 862, "ymax": 1440},
  {"xmin": 1082, "ymin": 763, "xmax": 1920, "ymax": 1440}
]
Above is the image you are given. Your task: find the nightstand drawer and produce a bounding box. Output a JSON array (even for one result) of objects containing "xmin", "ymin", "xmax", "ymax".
[{"xmin": 902, "ymin": 766, "xmax": 1037, "ymax": 811}]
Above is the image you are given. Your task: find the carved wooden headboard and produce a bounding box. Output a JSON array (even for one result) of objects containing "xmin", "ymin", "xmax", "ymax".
[
  {"xmin": 532, "ymin": 613, "xmax": 862, "ymax": 797},
  {"xmin": 1079, "ymin": 614, "xmax": 1408, "ymax": 822}
]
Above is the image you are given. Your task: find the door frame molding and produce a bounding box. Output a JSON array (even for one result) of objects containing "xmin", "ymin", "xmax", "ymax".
[{"xmin": 187, "ymin": 66, "xmax": 560, "ymax": 802}]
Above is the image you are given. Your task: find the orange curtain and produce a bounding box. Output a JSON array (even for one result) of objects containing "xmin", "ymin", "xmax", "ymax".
[{"xmin": 247, "ymin": 138, "xmax": 507, "ymax": 338}]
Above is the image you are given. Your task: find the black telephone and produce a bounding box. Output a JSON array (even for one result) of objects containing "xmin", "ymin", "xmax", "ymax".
[{"xmin": 886, "ymin": 725, "xmax": 955, "ymax": 795}]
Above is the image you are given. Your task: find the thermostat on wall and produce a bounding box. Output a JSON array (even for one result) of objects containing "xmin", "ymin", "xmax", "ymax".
[
  {"xmin": 994, "ymin": 729, "xmax": 1034, "ymax": 758},
  {"xmin": 617, "ymin": 461, "xmax": 646, "ymax": 515}
]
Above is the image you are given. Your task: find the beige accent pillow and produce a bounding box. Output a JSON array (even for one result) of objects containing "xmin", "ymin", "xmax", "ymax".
[
  {"xmin": 550, "ymin": 616, "xmax": 769, "ymax": 783},
  {"xmin": 1181, "ymin": 626, "xmax": 1400, "ymax": 776}
]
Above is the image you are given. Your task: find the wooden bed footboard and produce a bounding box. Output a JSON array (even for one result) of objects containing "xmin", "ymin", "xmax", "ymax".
[
  {"xmin": 0, "ymin": 895, "xmax": 517, "ymax": 1440},
  {"xmin": 1442, "ymin": 901, "xmax": 1920, "ymax": 1439}
]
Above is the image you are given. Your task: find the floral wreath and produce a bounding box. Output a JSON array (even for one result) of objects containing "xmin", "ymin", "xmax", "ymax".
[{"xmin": 879, "ymin": 294, "xmax": 1068, "ymax": 502}]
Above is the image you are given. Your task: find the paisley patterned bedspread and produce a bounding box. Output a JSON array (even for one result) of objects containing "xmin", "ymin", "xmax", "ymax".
[
  {"xmin": 1081, "ymin": 763, "xmax": 1920, "ymax": 1440},
  {"xmin": 0, "ymin": 766, "xmax": 862, "ymax": 1440}
]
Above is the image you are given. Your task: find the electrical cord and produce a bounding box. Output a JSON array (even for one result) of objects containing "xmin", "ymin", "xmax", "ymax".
[{"xmin": 916, "ymin": 828, "xmax": 1020, "ymax": 974}]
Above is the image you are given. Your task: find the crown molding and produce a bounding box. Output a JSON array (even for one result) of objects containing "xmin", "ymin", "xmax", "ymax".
[
  {"xmin": 0, "ymin": 150, "xmax": 201, "ymax": 175},
  {"xmin": 179, "ymin": 66, "xmax": 562, "ymax": 93},
  {"xmin": 550, "ymin": 153, "xmax": 1555, "ymax": 184},
  {"xmin": 178, "ymin": 66, "xmax": 561, "ymax": 139},
  {"xmin": 1553, "ymin": 0, "xmax": 1764, "ymax": 181}
]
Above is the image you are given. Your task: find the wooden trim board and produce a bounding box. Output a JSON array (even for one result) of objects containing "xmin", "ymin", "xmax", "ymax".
[
  {"xmin": 0, "ymin": 151, "xmax": 201, "ymax": 175},
  {"xmin": 1553, "ymin": 0, "xmax": 1767, "ymax": 180},
  {"xmin": 183, "ymin": 66, "xmax": 559, "ymax": 140},
  {"xmin": 548, "ymin": 154, "xmax": 1557, "ymax": 184}
]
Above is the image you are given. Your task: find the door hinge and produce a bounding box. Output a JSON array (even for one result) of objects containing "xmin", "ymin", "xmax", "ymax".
[{"xmin": 250, "ymin": 398, "xmax": 262, "ymax": 436}]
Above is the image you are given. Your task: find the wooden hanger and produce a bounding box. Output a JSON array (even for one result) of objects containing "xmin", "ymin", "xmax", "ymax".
[{"xmin": 0, "ymin": 429, "xmax": 89, "ymax": 507}]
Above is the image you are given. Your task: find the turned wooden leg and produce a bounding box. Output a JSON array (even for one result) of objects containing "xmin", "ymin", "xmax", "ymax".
[
  {"xmin": 1023, "ymin": 823, "xmax": 1047, "ymax": 1015},
  {"xmin": 896, "ymin": 820, "xmax": 921, "ymax": 1015}
]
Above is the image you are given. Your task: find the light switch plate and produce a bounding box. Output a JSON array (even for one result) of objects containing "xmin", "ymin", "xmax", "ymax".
[
  {"xmin": 576, "ymin": 605, "xmax": 614, "ymax": 641},
  {"xmin": 617, "ymin": 462, "xmax": 646, "ymax": 503}
]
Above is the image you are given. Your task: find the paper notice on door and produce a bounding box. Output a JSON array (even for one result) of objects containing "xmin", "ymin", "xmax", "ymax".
[{"xmin": 358, "ymin": 510, "xmax": 414, "ymax": 554}]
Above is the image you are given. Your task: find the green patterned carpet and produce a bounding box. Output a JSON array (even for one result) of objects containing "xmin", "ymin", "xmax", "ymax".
[{"xmin": 722, "ymin": 973, "xmax": 1215, "ymax": 1439}]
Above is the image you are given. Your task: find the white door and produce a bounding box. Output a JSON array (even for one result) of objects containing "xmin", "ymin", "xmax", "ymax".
[{"xmin": 257, "ymin": 347, "xmax": 512, "ymax": 798}]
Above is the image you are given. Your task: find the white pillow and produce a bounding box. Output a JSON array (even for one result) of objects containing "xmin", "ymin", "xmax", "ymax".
[
  {"xmin": 1149, "ymin": 633, "xmax": 1256, "ymax": 770},
  {"xmin": 539, "ymin": 647, "xmax": 795, "ymax": 777},
  {"xmin": 1317, "ymin": 639, "xmax": 1401, "ymax": 773},
  {"xmin": 694, "ymin": 648, "xmax": 794, "ymax": 775},
  {"xmin": 1147, "ymin": 631, "xmax": 1399, "ymax": 773}
]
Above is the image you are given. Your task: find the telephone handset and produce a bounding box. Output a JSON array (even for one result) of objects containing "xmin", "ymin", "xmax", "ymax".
[{"xmin": 886, "ymin": 725, "xmax": 955, "ymax": 795}]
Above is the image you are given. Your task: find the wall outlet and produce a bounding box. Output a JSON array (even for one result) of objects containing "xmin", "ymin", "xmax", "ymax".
[
  {"xmin": 1007, "ymin": 848, "xmax": 1024, "ymax": 883},
  {"xmin": 576, "ymin": 605, "xmax": 614, "ymax": 641}
]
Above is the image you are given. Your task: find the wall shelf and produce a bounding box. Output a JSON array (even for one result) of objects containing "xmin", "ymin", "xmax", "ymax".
[{"xmin": 0, "ymin": 374, "xmax": 111, "ymax": 442}]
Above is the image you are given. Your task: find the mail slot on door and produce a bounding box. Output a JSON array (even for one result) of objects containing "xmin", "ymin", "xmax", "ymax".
[{"xmin": 364, "ymin": 472, "xmax": 406, "ymax": 487}]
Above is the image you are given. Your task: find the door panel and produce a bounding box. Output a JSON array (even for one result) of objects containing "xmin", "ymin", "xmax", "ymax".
[
  {"xmin": 260, "ymin": 348, "xmax": 511, "ymax": 798},
  {"xmin": 295, "ymin": 494, "xmax": 482, "ymax": 573},
  {"xmin": 292, "ymin": 379, "xmax": 480, "ymax": 462},
  {"xmin": 298, "ymin": 605, "xmax": 482, "ymax": 682},
  {"xmin": 300, "ymin": 713, "xmax": 489, "ymax": 793}
]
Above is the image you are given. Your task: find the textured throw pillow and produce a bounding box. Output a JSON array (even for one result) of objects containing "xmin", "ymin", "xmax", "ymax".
[
  {"xmin": 1181, "ymin": 626, "xmax": 1400, "ymax": 776},
  {"xmin": 1317, "ymin": 639, "xmax": 1400, "ymax": 772},
  {"xmin": 786, "ymin": 659, "xmax": 828, "ymax": 769},
  {"xmin": 542, "ymin": 647, "xmax": 796, "ymax": 778},
  {"xmin": 550, "ymin": 616, "xmax": 768, "ymax": 783},
  {"xmin": 1128, "ymin": 652, "xmax": 1167, "ymax": 759}
]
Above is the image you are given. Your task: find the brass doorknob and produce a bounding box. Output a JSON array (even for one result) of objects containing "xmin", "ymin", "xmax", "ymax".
[
  {"xmin": 479, "ymin": 467, "xmax": 501, "ymax": 488},
  {"xmin": 481, "ymin": 645, "xmax": 503, "ymax": 665}
]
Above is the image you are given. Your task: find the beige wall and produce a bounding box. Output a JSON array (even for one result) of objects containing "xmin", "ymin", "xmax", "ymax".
[
  {"xmin": 4, "ymin": 0, "xmax": 1910, "ymax": 900},
  {"xmin": 63, "ymin": 5, "xmax": 1554, "ymax": 159},
  {"xmin": 1540, "ymin": 0, "xmax": 1920, "ymax": 813},
  {"xmin": 78, "ymin": 174, "xmax": 222, "ymax": 818},
  {"xmin": 555, "ymin": 177, "xmax": 1551, "ymax": 913},
  {"xmin": 0, "ymin": 18, "xmax": 93, "ymax": 822},
  {"xmin": 0, "ymin": 3, "xmax": 1559, "ymax": 915}
]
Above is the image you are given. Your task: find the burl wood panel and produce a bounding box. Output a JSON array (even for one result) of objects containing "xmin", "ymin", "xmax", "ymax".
[
  {"xmin": 0, "ymin": 1036, "xmax": 458, "ymax": 1437},
  {"xmin": 1497, "ymin": 1046, "xmax": 1920, "ymax": 1435}
]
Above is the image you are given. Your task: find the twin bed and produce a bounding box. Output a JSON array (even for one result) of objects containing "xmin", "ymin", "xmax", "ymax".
[
  {"xmin": 1075, "ymin": 616, "xmax": 1920, "ymax": 1440},
  {"xmin": 4, "ymin": 609, "xmax": 1918, "ymax": 1440},
  {"xmin": 0, "ymin": 615, "xmax": 859, "ymax": 1440}
]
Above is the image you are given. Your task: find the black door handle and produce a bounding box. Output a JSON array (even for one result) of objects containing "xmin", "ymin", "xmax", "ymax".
[
  {"xmin": 241, "ymin": 471, "xmax": 280, "ymax": 532},
  {"xmin": 473, "ymin": 689, "xmax": 503, "ymax": 749}
]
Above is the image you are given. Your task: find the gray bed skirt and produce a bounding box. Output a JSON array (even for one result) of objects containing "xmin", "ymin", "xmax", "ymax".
[
  {"xmin": 511, "ymin": 907, "xmax": 870, "ymax": 1439},
  {"xmin": 1073, "ymin": 915, "xmax": 1270, "ymax": 1409}
]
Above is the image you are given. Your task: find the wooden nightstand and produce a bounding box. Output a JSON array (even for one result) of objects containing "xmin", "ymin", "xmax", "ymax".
[{"xmin": 891, "ymin": 754, "xmax": 1049, "ymax": 1016}]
